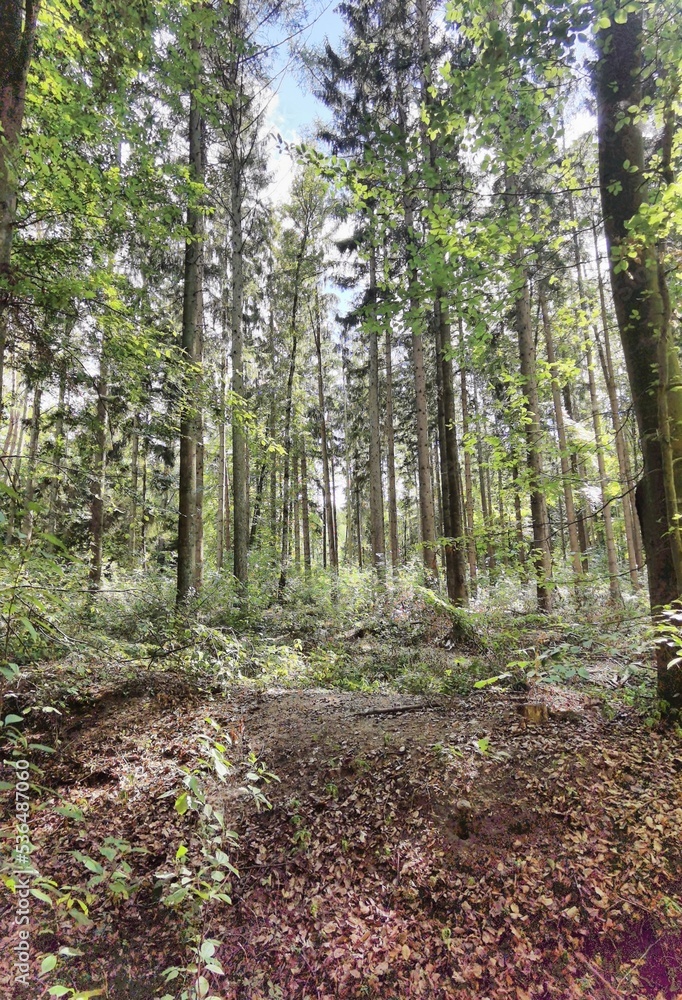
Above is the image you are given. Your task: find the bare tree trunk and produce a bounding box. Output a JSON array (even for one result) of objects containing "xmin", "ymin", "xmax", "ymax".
[
  {"xmin": 385, "ymin": 324, "xmax": 399, "ymax": 574},
  {"xmin": 437, "ymin": 299, "xmax": 467, "ymax": 604},
  {"xmin": 278, "ymin": 328, "xmax": 298, "ymax": 595},
  {"xmin": 313, "ymin": 295, "xmax": 338, "ymax": 574},
  {"xmin": 216, "ymin": 335, "xmax": 227, "ymax": 571},
  {"xmin": 231, "ymin": 149, "xmax": 248, "ymax": 590},
  {"xmin": 5, "ymin": 388, "xmax": 27, "ymax": 543},
  {"xmin": 20, "ymin": 383, "xmax": 40, "ymax": 543},
  {"xmin": 47, "ymin": 361, "xmax": 67, "ymax": 541},
  {"xmin": 176, "ymin": 42, "xmax": 204, "ymax": 604},
  {"xmin": 129, "ymin": 413, "xmax": 139, "ymax": 562},
  {"xmin": 193, "ymin": 296, "xmax": 205, "ymax": 591},
  {"xmin": 367, "ymin": 247, "xmax": 385, "ymax": 580},
  {"xmin": 592, "ymin": 221, "xmax": 642, "ymax": 583},
  {"xmin": 89, "ymin": 347, "xmax": 108, "ymax": 590},
  {"xmin": 515, "ymin": 273, "xmax": 552, "ymax": 611},
  {"xmin": 458, "ymin": 333, "xmax": 478, "ymax": 595},
  {"xmin": 0, "ymin": 0, "xmax": 40, "ymax": 390},
  {"xmin": 473, "ymin": 384, "xmax": 496, "ymax": 577},
  {"xmin": 292, "ymin": 451, "xmax": 301, "ymax": 566},
  {"xmin": 539, "ymin": 287, "xmax": 583, "ymax": 582},
  {"xmin": 300, "ymin": 438, "xmax": 311, "ymax": 577}
]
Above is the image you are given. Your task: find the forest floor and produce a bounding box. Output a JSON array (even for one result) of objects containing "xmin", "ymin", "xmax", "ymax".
[{"xmin": 2, "ymin": 601, "xmax": 682, "ymax": 1000}]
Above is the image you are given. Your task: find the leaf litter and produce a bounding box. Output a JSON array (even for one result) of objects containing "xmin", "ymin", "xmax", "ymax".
[{"xmin": 2, "ymin": 663, "xmax": 682, "ymax": 999}]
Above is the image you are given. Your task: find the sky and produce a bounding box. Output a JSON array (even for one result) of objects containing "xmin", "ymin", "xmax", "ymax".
[{"xmin": 262, "ymin": 1, "xmax": 344, "ymax": 205}]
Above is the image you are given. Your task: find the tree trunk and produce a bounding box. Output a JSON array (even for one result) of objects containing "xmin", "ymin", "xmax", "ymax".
[
  {"xmin": 176, "ymin": 44, "xmax": 204, "ymax": 604},
  {"xmin": 300, "ymin": 437, "xmax": 311, "ymax": 577},
  {"xmin": 515, "ymin": 273, "xmax": 552, "ymax": 611},
  {"xmin": 21, "ymin": 383, "xmax": 40, "ymax": 543},
  {"xmin": 5, "ymin": 388, "xmax": 26, "ymax": 543},
  {"xmin": 458, "ymin": 334, "xmax": 478, "ymax": 595},
  {"xmin": 586, "ymin": 337, "xmax": 621, "ymax": 602},
  {"xmin": 278, "ymin": 230, "xmax": 309, "ymax": 596},
  {"xmin": 594, "ymin": 7, "xmax": 682, "ymax": 706},
  {"xmin": 0, "ymin": 0, "xmax": 40, "ymax": 389},
  {"xmin": 539, "ymin": 287, "xmax": 583, "ymax": 582},
  {"xmin": 292, "ymin": 451, "xmax": 301, "ymax": 565},
  {"xmin": 129, "ymin": 413, "xmax": 139, "ymax": 562},
  {"xmin": 231, "ymin": 147, "xmax": 248, "ymax": 590},
  {"xmin": 47, "ymin": 361, "xmax": 67, "ymax": 541},
  {"xmin": 313, "ymin": 295, "xmax": 338, "ymax": 574},
  {"xmin": 437, "ymin": 298, "xmax": 468, "ymax": 604},
  {"xmin": 367, "ymin": 247, "xmax": 385, "ymax": 579},
  {"xmin": 385, "ymin": 323, "xmax": 399, "ymax": 574},
  {"xmin": 89, "ymin": 347, "xmax": 108, "ymax": 590},
  {"xmin": 592, "ymin": 221, "xmax": 642, "ymax": 584},
  {"xmin": 216, "ymin": 335, "xmax": 227, "ymax": 571}
]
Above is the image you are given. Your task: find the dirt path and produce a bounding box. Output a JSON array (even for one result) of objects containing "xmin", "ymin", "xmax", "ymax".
[{"xmin": 3, "ymin": 679, "xmax": 682, "ymax": 999}]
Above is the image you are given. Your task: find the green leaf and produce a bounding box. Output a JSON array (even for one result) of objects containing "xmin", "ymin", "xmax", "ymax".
[
  {"xmin": 164, "ymin": 886, "xmax": 189, "ymax": 905},
  {"xmin": 199, "ymin": 940, "xmax": 216, "ymax": 961},
  {"xmin": 55, "ymin": 803, "xmax": 84, "ymax": 821},
  {"xmin": 41, "ymin": 954, "xmax": 58, "ymax": 973},
  {"xmin": 174, "ymin": 792, "xmax": 189, "ymax": 816},
  {"xmin": 4, "ymin": 714, "xmax": 24, "ymax": 725},
  {"xmin": 31, "ymin": 888, "xmax": 55, "ymax": 904},
  {"xmin": 47, "ymin": 988, "xmax": 71, "ymax": 998}
]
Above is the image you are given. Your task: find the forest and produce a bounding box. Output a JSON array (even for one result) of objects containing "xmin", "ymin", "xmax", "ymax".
[{"xmin": 1, "ymin": 0, "xmax": 682, "ymax": 997}]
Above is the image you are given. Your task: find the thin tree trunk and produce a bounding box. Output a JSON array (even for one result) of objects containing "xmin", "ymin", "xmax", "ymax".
[
  {"xmin": 300, "ymin": 438, "xmax": 311, "ymax": 577},
  {"xmin": 231, "ymin": 149, "xmax": 248, "ymax": 590},
  {"xmin": 176, "ymin": 40, "xmax": 204, "ymax": 604},
  {"xmin": 385, "ymin": 324, "xmax": 399, "ymax": 574},
  {"xmin": 5, "ymin": 389, "xmax": 27, "ymax": 543},
  {"xmin": 89, "ymin": 347, "xmax": 108, "ymax": 590},
  {"xmin": 313, "ymin": 295, "xmax": 338, "ymax": 573},
  {"xmin": 292, "ymin": 451, "xmax": 300, "ymax": 565},
  {"xmin": 47, "ymin": 362, "xmax": 67, "ymax": 541},
  {"xmin": 515, "ymin": 272, "xmax": 552, "ymax": 611},
  {"xmin": 438, "ymin": 299, "xmax": 467, "ymax": 604},
  {"xmin": 20, "ymin": 383, "xmax": 40, "ymax": 543},
  {"xmin": 539, "ymin": 287, "xmax": 583, "ymax": 581},
  {"xmin": 129, "ymin": 413, "xmax": 139, "ymax": 562},
  {"xmin": 592, "ymin": 221, "xmax": 642, "ymax": 582},
  {"xmin": 367, "ymin": 246, "xmax": 385, "ymax": 579},
  {"xmin": 0, "ymin": 0, "xmax": 40, "ymax": 378},
  {"xmin": 398, "ymin": 94, "xmax": 438, "ymax": 583},
  {"xmin": 216, "ymin": 336, "xmax": 227, "ymax": 571},
  {"xmin": 458, "ymin": 337, "xmax": 478, "ymax": 594}
]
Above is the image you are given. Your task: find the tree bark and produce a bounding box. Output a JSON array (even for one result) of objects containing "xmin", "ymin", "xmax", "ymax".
[
  {"xmin": 89, "ymin": 347, "xmax": 108, "ymax": 590},
  {"xmin": 0, "ymin": 1, "xmax": 40, "ymax": 394},
  {"xmin": 539, "ymin": 287, "xmax": 583, "ymax": 582},
  {"xmin": 594, "ymin": 6, "xmax": 682, "ymax": 706},
  {"xmin": 515, "ymin": 273, "xmax": 552, "ymax": 611},
  {"xmin": 592, "ymin": 221, "xmax": 642, "ymax": 583},
  {"xmin": 367, "ymin": 247, "xmax": 385, "ymax": 580},
  {"xmin": 313, "ymin": 294, "xmax": 338, "ymax": 574},
  {"xmin": 385, "ymin": 323, "xmax": 399, "ymax": 575},
  {"xmin": 176, "ymin": 41, "xmax": 204, "ymax": 604},
  {"xmin": 231, "ymin": 146, "xmax": 248, "ymax": 590}
]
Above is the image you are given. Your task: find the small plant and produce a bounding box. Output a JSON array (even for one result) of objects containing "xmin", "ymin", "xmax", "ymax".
[{"xmin": 157, "ymin": 718, "xmax": 278, "ymax": 1000}]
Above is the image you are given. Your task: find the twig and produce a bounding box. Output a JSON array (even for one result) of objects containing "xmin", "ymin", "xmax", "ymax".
[
  {"xmin": 353, "ymin": 703, "xmax": 438, "ymax": 718},
  {"xmin": 576, "ymin": 952, "xmax": 626, "ymax": 998}
]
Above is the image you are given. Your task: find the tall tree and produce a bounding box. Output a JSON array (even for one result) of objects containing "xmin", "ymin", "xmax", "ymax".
[{"xmin": 594, "ymin": 3, "xmax": 682, "ymax": 707}]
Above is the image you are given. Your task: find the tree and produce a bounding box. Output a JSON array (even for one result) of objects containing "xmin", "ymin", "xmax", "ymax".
[
  {"xmin": 593, "ymin": 3, "xmax": 682, "ymax": 707},
  {"xmin": 0, "ymin": 0, "xmax": 40, "ymax": 414}
]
